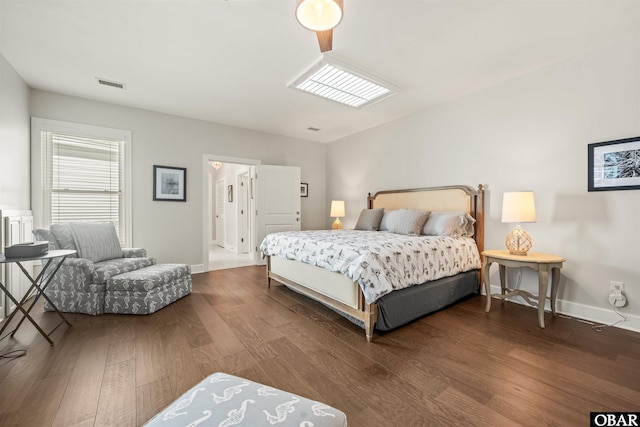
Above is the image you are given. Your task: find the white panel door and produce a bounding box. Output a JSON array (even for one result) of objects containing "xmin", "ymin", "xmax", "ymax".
[
  {"xmin": 254, "ymin": 165, "xmax": 301, "ymax": 265},
  {"xmin": 215, "ymin": 179, "xmax": 225, "ymax": 248},
  {"xmin": 238, "ymin": 174, "xmax": 249, "ymax": 254}
]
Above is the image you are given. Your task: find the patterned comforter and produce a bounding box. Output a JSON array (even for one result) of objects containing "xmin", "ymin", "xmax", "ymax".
[{"xmin": 260, "ymin": 230, "xmax": 481, "ymax": 304}]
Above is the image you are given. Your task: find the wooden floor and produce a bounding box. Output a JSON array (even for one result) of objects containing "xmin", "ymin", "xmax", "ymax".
[{"xmin": 0, "ymin": 266, "xmax": 638, "ymax": 426}]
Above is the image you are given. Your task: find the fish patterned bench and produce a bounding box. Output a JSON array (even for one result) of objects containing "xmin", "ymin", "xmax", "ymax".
[{"xmin": 143, "ymin": 372, "xmax": 348, "ymax": 427}]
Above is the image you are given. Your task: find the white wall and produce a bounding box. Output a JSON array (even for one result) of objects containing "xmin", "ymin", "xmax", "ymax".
[
  {"xmin": 0, "ymin": 54, "xmax": 30, "ymax": 210},
  {"xmin": 30, "ymin": 90, "xmax": 327, "ymax": 271},
  {"xmin": 327, "ymin": 36, "xmax": 640, "ymax": 331}
]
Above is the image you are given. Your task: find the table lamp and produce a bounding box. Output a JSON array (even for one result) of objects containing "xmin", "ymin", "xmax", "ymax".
[
  {"xmin": 330, "ymin": 200, "xmax": 345, "ymax": 230},
  {"xmin": 501, "ymin": 191, "xmax": 536, "ymax": 255}
]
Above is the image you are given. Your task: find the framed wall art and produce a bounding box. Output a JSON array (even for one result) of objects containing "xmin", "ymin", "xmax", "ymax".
[
  {"xmin": 153, "ymin": 165, "xmax": 187, "ymax": 201},
  {"xmin": 588, "ymin": 136, "xmax": 640, "ymax": 192},
  {"xmin": 300, "ymin": 183, "xmax": 309, "ymax": 197}
]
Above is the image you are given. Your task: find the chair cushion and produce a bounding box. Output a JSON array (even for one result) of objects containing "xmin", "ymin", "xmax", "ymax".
[
  {"xmin": 32, "ymin": 228, "xmax": 61, "ymax": 250},
  {"xmin": 93, "ymin": 257, "xmax": 156, "ymax": 284},
  {"xmin": 70, "ymin": 222, "xmax": 123, "ymax": 262},
  {"xmin": 50, "ymin": 223, "xmax": 78, "ymax": 257},
  {"xmin": 106, "ymin": 264, "xmax": 190, "ymax": 292}
]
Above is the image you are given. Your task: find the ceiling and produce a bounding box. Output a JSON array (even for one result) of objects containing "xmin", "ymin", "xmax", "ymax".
[{"xmin": 1, "ymin": 1, "xmax": 639, "ymax": 143}]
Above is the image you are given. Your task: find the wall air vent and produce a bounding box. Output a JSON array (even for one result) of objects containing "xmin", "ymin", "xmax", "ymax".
[
  {"xmin": 307, "ymin": 127, "xmax": 321, "ymax": 131},
  {"xmin": 96, "ymin": 78, "xmax": 126, "ymax": 90},
  {"xmin": 287, "ymin": 55, "xmax": 397, "ymax": 109}
]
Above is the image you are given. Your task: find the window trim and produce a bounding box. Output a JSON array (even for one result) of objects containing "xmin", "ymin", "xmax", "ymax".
[{"xmin": 31, "ymin": 117, "xmax": 132, "ymax": 246}]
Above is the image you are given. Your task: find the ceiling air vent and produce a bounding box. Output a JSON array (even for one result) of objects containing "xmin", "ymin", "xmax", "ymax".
[
  {"xmin": 96, "ymin": 78, "xmax": 126, "ymax": 90},
  {"xmin": 288, "ymin": 55, "xmax": 397, "ymax": 109},
  {"xmin": 307, "ymin": 127, "xmax": 321, "ymax": 131}
]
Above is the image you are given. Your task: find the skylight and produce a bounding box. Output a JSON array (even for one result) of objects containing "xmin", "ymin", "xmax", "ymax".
[{"xmin": 288, "ymin": 56, "xmax": 397, "ymax": 108}]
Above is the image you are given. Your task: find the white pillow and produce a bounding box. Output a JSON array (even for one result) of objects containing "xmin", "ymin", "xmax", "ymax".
[{"xmin": 422, "ymin": 211, "xmax": 475, "ymax": 237}]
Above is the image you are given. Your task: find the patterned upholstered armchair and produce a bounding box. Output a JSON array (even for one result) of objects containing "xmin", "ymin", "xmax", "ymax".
[{"xmin": 33, "ymin": 222, "xmax": 156, "ymax": 315}]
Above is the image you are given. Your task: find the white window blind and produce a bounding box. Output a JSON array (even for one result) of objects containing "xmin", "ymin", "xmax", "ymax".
[{"xmin": 40, "ymin": 131, "xmax": 127, "ymax": 242}]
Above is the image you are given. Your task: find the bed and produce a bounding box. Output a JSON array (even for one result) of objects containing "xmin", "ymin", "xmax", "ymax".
[{"xmin": 261, "ymin": 185, "xmax": 485, "ymax": 342}]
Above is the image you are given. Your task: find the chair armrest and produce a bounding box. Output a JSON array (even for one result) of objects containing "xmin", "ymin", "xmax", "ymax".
[
  {"xmin": 62, "ymin": 257, "xmax": 95, "ymax": 269},
  {"xmin": 122, "ymin": 248, "xmax": 147, "ymax": 258},
  {"xmin": 47, "ymin": 257, "xmax": 95, "ymax": 290}
]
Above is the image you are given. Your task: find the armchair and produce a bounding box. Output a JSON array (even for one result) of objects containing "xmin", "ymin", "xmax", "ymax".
[{"xmin": 33, "ymin": 223, "xmax": 156, "ymax": 315}]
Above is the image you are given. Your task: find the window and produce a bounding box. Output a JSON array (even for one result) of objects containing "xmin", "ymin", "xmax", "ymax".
[{"xmin": 31, "ymin": 118, "xmax": 132, "ymax": 246}]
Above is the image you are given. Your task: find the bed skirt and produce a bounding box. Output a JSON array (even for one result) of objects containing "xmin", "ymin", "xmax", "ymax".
[
  {"xmin": 375, "ymin": 269, "xmax": 478, "ymax": 330},
  {"xmin": 285, "ymin": 269, "xmax": 479, "ymax": 332}
]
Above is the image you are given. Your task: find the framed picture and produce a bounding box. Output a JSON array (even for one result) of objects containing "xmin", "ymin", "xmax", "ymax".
[
  {"xmin": 588, "ymin": 136, "xmax": 640, "ymax": 192},
  {"xmin": 153, "ymin": 165, "xmax": 187, "ymax": 201},
  {"xmin": 300, "ymin": 183, "xmax": 309, "ymax": 197},
  {"xmin": 228, "ymin": 185, "xmax": 233, "ymax": 202}
]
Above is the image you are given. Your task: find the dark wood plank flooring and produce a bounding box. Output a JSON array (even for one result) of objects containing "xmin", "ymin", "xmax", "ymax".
[{"xmin": 0, "ymin": 266, "xmax": 638, "ymax": 426}]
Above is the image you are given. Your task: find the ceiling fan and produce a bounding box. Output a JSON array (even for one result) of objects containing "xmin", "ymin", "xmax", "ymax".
[{"xmin": 295, "ymin": 0, "xmax": 344, "ymax": 52}]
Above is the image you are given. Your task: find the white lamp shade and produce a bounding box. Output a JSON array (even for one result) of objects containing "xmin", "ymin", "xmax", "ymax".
[
  {"xmin": 296, "ymin": 0, "xmax": 343, "ymax": 32},
  {"xmin": 330, "ymin": 200, "xmax": 345, "ymax": 217},
  {"xmin": 501, "ymin": 192, "xmax": 536, "ymax": 223}
]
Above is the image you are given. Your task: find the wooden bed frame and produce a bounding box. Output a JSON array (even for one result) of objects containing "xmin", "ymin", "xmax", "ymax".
[{"xmin": 266, "ymin": 184, "xmax": 485, "ymax": 342}]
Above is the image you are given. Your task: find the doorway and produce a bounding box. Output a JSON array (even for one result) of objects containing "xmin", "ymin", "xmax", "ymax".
[
  {"xmin": 205, "ymin": 156, "xmax": 258, "ymax": 271},
  {"xmin": 202, "ymin": 154, "xmax": 302, "ymax": 272}
]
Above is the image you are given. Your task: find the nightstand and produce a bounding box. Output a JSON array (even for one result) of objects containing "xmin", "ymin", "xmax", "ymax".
[{"xmin": 482, "ymin": 249, "xmax": 565, "ymax": 328}]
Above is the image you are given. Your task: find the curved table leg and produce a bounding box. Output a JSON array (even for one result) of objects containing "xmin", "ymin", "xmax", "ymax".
[
  {"xmin": 484, "ymin": 260, "xmax": 492, "ymax": 312},
  {"xmin": 550, "ymin": 267, "xmax": 561, "ymax": 316},
  {"xmin": 537, "ymin": 269, "xmax": 549, "ymax": 328}
]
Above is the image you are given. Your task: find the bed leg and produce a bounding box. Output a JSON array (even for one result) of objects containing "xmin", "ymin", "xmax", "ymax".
[
  {"xmin": 266, "ymin": 256, "xmax": 271, "ymax": 288},
  {"xmin": 365, "ymin": 324, "xmax": 374, "ymax": 342},
  {"xmin": 364, "ymin": 302, "xmax": 377, "ymax": 342}
]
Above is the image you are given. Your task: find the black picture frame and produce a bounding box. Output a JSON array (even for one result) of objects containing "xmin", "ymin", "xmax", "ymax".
[
  {"xmin": 588, "ymin": 136, "xmax": 640, "ymax": 192},
  {"xmin": 300, "ymin": 183, "xmax": 309, "ymax": 197},
  {"xmin": 153, "ymin": 165, "xmax": 187, "ymax": 201}
]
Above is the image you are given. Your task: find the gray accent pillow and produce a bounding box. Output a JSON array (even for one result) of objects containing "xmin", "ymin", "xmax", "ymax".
[
  {"xmin": 50, "ymin": 223, "xmax": 78, "ymax": 257},
  {"xmin": 422, "ymin": 210, "xmax": 476, "ymax": 237},
  {"xmin": 69, "ymin": 222, "xmax": 123, "ymax": 262},
  {"xmin": 32, "ymin": 228, "xmax": 60, "ymax": 250},
  {"xmin": 385, "ymin": 209, "xmax": 430, "ymax": 236},
  {"xmin": 354, "ymin": 208, "xmax": 384, "ymax": 231}
]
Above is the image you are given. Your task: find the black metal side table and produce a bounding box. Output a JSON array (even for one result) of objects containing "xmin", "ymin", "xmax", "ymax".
[{"xmin": 0, "ymin": 249, "xmax": 75, "ymax": 345}]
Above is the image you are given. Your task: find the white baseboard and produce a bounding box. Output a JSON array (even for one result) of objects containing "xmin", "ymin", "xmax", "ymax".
[
  {"xmin": 190, "ymin": 264, "xmax": 205, "ymax": 274},
  {"xmin": 487, "ymin": 284, "xmax": 639, "ymax": 333}
]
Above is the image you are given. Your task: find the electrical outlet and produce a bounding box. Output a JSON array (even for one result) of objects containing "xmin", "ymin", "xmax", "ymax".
[{"xmin": 610, "ymin": 281, "xmax": 624, "ymax": 292}]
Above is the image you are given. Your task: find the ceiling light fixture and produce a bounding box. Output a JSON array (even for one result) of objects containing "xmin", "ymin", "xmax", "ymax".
[
  {"xmin": 295, "ymin": 0, "xmax": 343, "ymax": 32},
  {"xmin": 212, "ymin": 162, "xmax": 222, "ymax": 170},
  {"xmin": 295, "ymin": 0, "xmax": 344, "ymax": 52},
  {"xmin": 288, "ymin": 56, "xmax": 397, "ymax": 108}
]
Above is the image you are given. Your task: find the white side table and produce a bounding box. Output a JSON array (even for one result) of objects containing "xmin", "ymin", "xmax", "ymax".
[{"xmin": 482, "ymin": 249, "xmax": 565, "ymax": 328}]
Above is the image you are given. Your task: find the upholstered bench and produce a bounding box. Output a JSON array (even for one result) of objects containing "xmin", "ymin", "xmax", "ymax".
[
  {"xmin": 104, "ymin": 264, "xmax": 192, "ymax": 314},
  {"xmin": 144, "ymin": 372, "xmax": 348, "ymax": 427}
]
